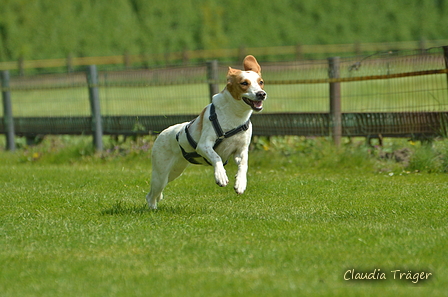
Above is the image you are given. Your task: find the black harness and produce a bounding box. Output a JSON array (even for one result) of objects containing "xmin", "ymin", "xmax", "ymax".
[{"xmin": 176, "ymin": 103, "xmax": 250, "ymax": 165}]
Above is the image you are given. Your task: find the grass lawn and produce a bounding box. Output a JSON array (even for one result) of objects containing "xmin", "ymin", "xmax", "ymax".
[{"xmin": 0, "ymin": 144, "xmax": 447, "ymax": 296}]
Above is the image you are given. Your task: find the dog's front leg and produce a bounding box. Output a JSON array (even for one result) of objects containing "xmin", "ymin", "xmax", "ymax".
[
  {"xmin": 234, "ymin": 148, "xmax": 248, "ymax": 194},
  {"xmin": 196, "ymin": 140, "xmax": 229, "ymax": 187}
]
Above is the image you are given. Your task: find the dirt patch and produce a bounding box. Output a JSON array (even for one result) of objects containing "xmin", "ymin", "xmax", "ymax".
[{"xmin": 380, "ymin": 147, "xmax": 412, "ymax": 167}]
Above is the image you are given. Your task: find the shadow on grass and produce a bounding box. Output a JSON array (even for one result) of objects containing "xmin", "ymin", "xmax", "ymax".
[
  {"xmin": 101, "ymin": 201, "xmax": 149, "ymax": 215},
  {"xmin": 101, "ymin": 200, "xmax": 214, "ymax": 216}
]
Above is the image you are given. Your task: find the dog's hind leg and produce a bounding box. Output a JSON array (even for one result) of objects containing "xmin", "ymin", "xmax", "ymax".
[
  {"xmin": 146, "ymin": 158, "xmax": 188, "ymax": 209},
  {"xmin": 146, "ymin": 127, "xmax": 189, "ymax": 209},
  {"xmin": 146, "ymin": 175, "xmax": 166, "ymax": 210}
]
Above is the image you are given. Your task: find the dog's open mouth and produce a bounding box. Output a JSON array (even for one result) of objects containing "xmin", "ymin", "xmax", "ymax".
[{"xmin": 242, "ymin": 97, "xmax": 264, "ymax": 111}]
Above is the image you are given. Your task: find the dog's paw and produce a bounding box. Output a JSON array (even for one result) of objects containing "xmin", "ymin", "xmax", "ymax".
[
  {"xmin": 234, "ymin": 177, "xmax": 247, "ymax": 195},
  {"xmin": 147, "ymin": 201, "xmax": 158, "ymax": 210},
  {"xmin": 146, "ymin": 193, "xmax": 160, "ymax": 210},
  {"xmin": 214, "ymin": 167, "xmax": 229, "ymax": 187}
]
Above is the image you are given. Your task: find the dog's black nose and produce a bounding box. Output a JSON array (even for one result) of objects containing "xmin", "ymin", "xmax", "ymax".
[{"xmin": 256, "ymin": 91, "xmax": 267, "ymax": 100}]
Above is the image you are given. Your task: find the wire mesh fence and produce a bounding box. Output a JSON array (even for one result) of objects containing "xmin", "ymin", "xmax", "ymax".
[
  {"xmin": 99, "ymin": 65, "xmax": 210, "ymax": 116},
  {"xmin": 340, "ymin": 50, "xmax": 448, "ymax": 112},
  {"xmin": 1, "ymin": 46, "xmax": 448, "ymax": 150}
]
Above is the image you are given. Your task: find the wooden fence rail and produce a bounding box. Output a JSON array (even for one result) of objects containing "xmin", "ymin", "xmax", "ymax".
[
  {"xmin": 2, "ymin": 46, "xmax": 448, "ymax": 151},
  {"xmin": 1, "ymin": 40, "xmax": 448, "ymax": 73}
]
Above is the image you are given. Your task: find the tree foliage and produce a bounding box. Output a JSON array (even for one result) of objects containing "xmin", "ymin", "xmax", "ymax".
[{"xmin": 0, "ymin": 0, "xmax": 446, "ymax": 61}]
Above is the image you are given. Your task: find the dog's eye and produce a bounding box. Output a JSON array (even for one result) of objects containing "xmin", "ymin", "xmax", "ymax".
[
  {"xmin": 259, "ymin": 80, "xmax": 264, "ymax": 86},
  {"xmin": 240, "ymin": 82, "xmax": 249, "ymax": 86}
]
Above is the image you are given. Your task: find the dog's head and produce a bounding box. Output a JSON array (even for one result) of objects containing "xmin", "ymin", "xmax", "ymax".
[{"xmin": 226, "ymin": 55, "xmax": 267, "ymax": 112}]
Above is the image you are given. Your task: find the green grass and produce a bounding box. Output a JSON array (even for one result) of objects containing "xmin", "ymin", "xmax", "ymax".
[{"xmin": 0, "ymin": 136, "xmax": 447, "ymax": 296}]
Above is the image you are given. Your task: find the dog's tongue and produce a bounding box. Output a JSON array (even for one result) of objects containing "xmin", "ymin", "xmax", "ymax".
[{"xmin": 254, "ymin": 101, "xmax": 263, "ymax": 109}]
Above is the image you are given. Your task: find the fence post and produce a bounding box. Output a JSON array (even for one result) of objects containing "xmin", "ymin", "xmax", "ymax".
[
  {"xmin": 1, "ymin": 70, "xmax": 16, "ymax": 151},
  {"xmin": 442, "ymin": 46, "xmax": 448, "ymax": 137},
  {"xmin": 328, "ymin": 57, "xmax": 341, "ymax": 147},
  {"xmin": 87, "ymin": 65, "xmax": 103, "ymax": 151},
  {"xmin": 67, "ymin": 54, "xmax": 74, "ymax": 73},
  {"xmin": 18, "ymin": 56, "xmax": 24, "ymax": 76},
  {"xmin": 124, "ymin": 52, "xmax": 131, "ymax": 69},
  {"xmin": 443, "ymin": 46, "xmax": 448, "ymax": 87},
  {"xmin": 354, "ymin": 42, "xmax": 361, "ymax": 56},
  {"xmin": 295, "ymin": 43, "xmax": 303, "ymax": 60},
  {"xmin": 238, "ymin": 46, "xmax": 247, "ymax": 63},
  {"xmin": 207, "ymin": 60, "xmax": 219, "ymax": 102},
  {"xmin": 182, "ymin": 48, "xmax": 189, "ymax": 65}
]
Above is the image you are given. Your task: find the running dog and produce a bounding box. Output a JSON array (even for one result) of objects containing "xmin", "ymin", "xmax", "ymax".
[{"xmin": 146, "ymin": 55, "xmax": 267, "ymax": 209}]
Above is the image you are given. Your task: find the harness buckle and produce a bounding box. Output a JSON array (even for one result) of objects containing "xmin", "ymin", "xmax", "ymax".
[{"xmin": 209, "ymin": 113, "xmax": 218, "ymax": 122}]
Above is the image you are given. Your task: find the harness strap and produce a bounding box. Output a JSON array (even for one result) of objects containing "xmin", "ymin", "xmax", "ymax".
[
  {"xmin": 176, "ymin": 131, "xmax": 210, "ymax": 165},
  {"xmin": 209, "ymin": 104, "xmax": 224, "ymax": 141},
  {"xmin": 177, "ymin": 103, "xmax": 250, "ymax": 165},
  {"xmin": 209, "ymin": 103, "xmax": 250, "ymax": 149},
  {"xmin": 185, "ymin": 120, "xmax": 198, "ymax": 149}
]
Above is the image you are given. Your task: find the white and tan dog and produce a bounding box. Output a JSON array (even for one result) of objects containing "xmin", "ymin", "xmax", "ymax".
[{"xmin": 146, "ymin": 55, "xmax": 267, "ymax": 209}]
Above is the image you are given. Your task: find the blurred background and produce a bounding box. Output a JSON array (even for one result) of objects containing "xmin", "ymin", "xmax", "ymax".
[
  {"xmin": 0, "ymin": 0, "xmax": 447, "ymax": 63},
  {"xmin": 1, "ymin": 0, "xmax": 448, "ymax": 150}
]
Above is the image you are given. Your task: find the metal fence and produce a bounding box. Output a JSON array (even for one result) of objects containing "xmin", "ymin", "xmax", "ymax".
[{"xmin": 1, "ymin": 46, "xmax": 448, "ymax": 150}]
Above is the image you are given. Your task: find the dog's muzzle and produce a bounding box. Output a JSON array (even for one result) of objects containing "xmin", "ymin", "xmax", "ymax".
[{"xmin": 243, "ymin": 91, "xmax": 267, "ymax": 112}]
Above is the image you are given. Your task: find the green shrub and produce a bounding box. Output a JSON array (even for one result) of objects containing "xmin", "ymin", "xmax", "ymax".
[
  {"xmin": 1, "ymin": 0, "xmax": 447, "ymax": 62},
  {"xmin": 3, "ymin": 135, "xmax": 448, "ymax": 175},
  {"xmin": 406, "ymin": 139, "xmax": 448, "ymax": 173}
]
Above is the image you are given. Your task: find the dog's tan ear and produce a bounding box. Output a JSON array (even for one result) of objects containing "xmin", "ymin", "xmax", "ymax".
[
  {"xmin": 227, "ymin": 67, "xmax": 240, "ymax": 76},
  {"xmin": 243, "ymin": 55, "xmax": 261, "ymax": 74}
]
